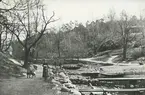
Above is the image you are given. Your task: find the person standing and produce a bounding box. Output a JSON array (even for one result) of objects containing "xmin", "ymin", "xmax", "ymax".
[{"xmin": 42, "ymin": 59, "xmax": 48, "ymax": 80}]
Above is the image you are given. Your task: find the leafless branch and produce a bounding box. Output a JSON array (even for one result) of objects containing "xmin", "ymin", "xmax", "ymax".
[{"xmin": 29, "ymin": 11, "xmax": 58, "ymax": 49}]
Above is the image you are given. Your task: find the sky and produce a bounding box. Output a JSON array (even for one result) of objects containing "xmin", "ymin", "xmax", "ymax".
[
  {"xmin": 43, "ymin": 0, "xmax": 145, "ymax": 27},
  {"xmin": 0, "ymin": 0, "xmax": 145, "ymax": 28}
]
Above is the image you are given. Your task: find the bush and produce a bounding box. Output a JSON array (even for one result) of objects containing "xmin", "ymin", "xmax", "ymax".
[
  {"xmin": 130, "ymin": 48, "xmax": 145, "ymax": 59},
  {"xmin": 98, "ymin": 40, "xmax": 121, "ymax": 52},
  {"xmin": 133, "ymin": 41, "xmax": 141, "ymax": 48}
]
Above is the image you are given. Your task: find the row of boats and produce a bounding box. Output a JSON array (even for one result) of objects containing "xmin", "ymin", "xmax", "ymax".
[{"xmin": 62, "ymin": 64, "xmax": 125, "ymax": 78}]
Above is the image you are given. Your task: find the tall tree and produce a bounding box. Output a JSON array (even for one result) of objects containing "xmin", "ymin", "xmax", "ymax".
[
  {"xmin": 118, "ymin": 10, "xmax": 131, "ymax": 60},
  {"xmin": 4, "ymin": 0, "xmax": 57, "ymax": 68}
]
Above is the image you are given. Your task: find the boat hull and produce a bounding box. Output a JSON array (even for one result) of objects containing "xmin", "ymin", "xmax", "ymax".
[{"xmin": 100, "ymin": 73, "xmax": 125, "ymax": 78}]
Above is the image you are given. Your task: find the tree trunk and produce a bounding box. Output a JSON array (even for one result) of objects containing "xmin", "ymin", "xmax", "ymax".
[
  {"xmin": 57, "ymin": 38, "xmax": 61, "ymax": 68},
  {"xmin": 123, "ymin": 42, "xmax": 127, "ymax": 60},
  {"xmin": 122, "ymin": 28, "xmax": 129, "ymax": 61},
  {"xmin": 122, "ymin": 36, "xmax": 127, "ymax": 60},
  {"xmin": 0, "ymin": 34, "xmax": 2, "ymax": 52},
  {"xmin": 23, "ymin": 48, "xmax": 30, "ymax": 68}
]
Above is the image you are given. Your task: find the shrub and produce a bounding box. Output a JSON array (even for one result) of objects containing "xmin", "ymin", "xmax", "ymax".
[
  {"xmin": 130, "ymin": 48, "xmax": 145, "ymax": 60},
  {"xmin": 98, "ymin": 40, "xmax": 121, "ymax": 52}
]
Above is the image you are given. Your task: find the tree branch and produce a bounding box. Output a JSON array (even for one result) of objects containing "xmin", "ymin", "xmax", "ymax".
[{"xmin": 29, "ymin": 11, "xmax": 57, "ymax": 49}]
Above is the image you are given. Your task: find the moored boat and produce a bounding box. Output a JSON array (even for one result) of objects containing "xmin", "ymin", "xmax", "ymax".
[
  {"xmin": 100, "ymin": 72, "xmax": 125, "ymax": 78},
  {"xmin": 81, "ymin": 72, "xmax": 100, "ymax": 78},
  {"xmin": 62, "ymin": 64, "xmax": 81, "ymax": 70}
]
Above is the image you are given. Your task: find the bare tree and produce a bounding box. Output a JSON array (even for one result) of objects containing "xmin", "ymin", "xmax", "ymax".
[
  {"xmin": 107, "ymin": 8, "xmax": 116, "ymax": 22},
  {"xmin": 4, "ymin": 0, "xmax": 57, "ymax": 68},
  {"xmin": 0, "ymin": 26, "xmax": 14, "ymax": 52},
  {"xmin": 0, "ymin": 3, "xmax": 14, "ymax": 53},
  {"xmin": 118, "ymin": 10, "xmax": 132, "ymax": 60},
  {"xmin": 0, "ymin": 0, "xmax": 37, "ymax": 54}
]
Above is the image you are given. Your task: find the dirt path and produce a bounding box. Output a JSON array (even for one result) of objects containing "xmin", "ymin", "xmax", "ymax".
[
  {"xmin": 0, "ymin": 65, "xmax": 57, "ymax": 95},
  {"xmin": 106, "ymin": 55, "xmax": 118, "ymax": 63},
  {"xmin": 79, "ymin": 55, "xmax": 118, "ymax": 65}
]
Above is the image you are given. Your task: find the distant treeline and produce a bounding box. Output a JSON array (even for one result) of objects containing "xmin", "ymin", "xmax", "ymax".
[{"xmin": 12, "ymin": 11, "xmax": 145, "ymax": 61}]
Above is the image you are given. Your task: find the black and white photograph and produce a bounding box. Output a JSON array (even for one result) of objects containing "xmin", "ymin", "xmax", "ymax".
[{"xmin": 0, "ymin": 0, "xmax": 145, "ymax": 95}]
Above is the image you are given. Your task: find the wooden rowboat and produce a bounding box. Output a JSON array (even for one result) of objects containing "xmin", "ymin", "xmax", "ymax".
[
  {"xmin": 81, "ymin": 72, "xmax": 100, "ymax": 78},
  {"xmin": 62, "ymin": 64, "xmax": 81, "ymax": 70},
  {"xmin": 100, "ymin": 73, "xmax": 125, "ymax": 78}
]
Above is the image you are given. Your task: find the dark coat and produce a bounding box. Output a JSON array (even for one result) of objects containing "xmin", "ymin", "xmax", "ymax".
[{"xmin": 42, "ymin": 65, "xmax": 48, "ymax": 78}]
